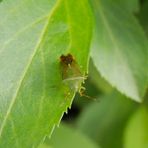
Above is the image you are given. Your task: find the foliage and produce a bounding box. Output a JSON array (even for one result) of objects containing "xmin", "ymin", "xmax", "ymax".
[{"xmin": 0, "ymin": 0, "xmax": 147, "ymax": 147}]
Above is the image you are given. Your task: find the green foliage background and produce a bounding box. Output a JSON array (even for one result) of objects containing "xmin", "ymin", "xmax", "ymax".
[{"xmin": 0, "ymin": 0, "xmax": 148, "ymax": 148}]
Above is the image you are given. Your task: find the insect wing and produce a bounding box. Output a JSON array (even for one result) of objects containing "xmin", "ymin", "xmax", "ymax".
[{"xmin": 60, "ymin": 59, "xmax": 84, "ymax": 91}]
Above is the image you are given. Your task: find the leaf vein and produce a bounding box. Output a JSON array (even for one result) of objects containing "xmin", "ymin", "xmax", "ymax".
[
  {"xmin": 0, "ymin": 15, "xmax": 48, "ymax": 54},
  {"xmin": 0, "ymin": 0, "xmax": 61, "ymax": 138}
]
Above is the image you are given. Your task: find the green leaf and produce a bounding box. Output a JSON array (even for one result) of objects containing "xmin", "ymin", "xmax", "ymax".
[
  {"xmin": 44, "ymin": 124, "xmax": 99, "ymax": 148},
  {"xmin": 90, "ymin": 0, "xmax": 148, "ymax": 102},
  {"xmin": 124, "ymin": 107, "xmax": 148, "ymax": 148},
  {"xmin": 0, "ymin": 0, "xmax": 92, "ymax": 147},
  {"xmin": 77, "ymin": 91, "xmax": 138, "ymax": 148}
]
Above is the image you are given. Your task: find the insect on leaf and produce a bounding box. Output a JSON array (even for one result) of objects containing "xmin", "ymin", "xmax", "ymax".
[{"xmin": 60, "ymin": 54, "xmax": 86, "ymax": 92}]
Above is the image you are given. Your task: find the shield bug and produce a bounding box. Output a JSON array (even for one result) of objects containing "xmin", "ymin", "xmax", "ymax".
[{"xmin": 60, "ymin": 53, "xmax": 86, "ymax": 94}]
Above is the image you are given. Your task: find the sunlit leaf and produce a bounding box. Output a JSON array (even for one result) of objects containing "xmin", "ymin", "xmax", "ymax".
[{"xmin": 0, "ymin": 0, "xmax": 92, "ymax": 147}]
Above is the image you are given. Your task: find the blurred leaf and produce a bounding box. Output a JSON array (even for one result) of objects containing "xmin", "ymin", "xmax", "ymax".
[
  {"xmin": 90, "ymin": 0, "xmax": 148, "ymax": 102},
  {"xmin": 124, "ymin": 106, "xmax": 148, "ymax": 148},
  {"xmin": 138, "ymin": 0, "xmax": 148, "ymax": 35},
  {"xmin": 109, "ymin": 0, "xmax": 139, "ymax": 13},
  {"xmin": 77, "ymin": 91, "xmax": 138, "ymax": 148},
  {"xmin": 0, "ymin": 0, "xmax": 92, "ymax": 147},
  {"xmin": 45, "ymin": 124, "xmax": 99, "ymax": 148},
  {"xmin": 89, "ymin": 59, "xmax": 113, "ymax": 94}
]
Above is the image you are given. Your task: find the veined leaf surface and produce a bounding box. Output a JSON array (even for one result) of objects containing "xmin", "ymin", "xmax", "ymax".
[{"xmin": 0, "ymin": 0, "xmax": 92, "ymax": 147}]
